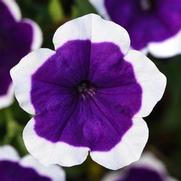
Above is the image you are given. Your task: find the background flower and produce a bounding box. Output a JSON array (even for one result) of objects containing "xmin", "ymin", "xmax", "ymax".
[
  {"xmin": 11, "ymin": 14, "xmax": 166, "ymax": 170},
  {"xmin": 102, "ymin": 152, "xmax": 178, "ymax": 181},
  {"xmin": 0, "ymin": 0, "xmax": 42, "ymax": 109},
  {"xmin": 0, "ymin": 145, "xmax": 65, "ymax": 181},
  {"xmin": 89, "ymin": 0, "xmax": 181, "ymax": 58}
]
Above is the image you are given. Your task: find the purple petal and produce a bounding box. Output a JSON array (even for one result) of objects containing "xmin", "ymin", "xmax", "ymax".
[
  {"xmin": 0, "ymin": 0, "xmax": 42, "ymax": 109},
  {"xmin": 0, "ymin": 160, "xmax": 51, "ymax": 181},
  {"xmin": 117, "ymin": 167, "xmax": 164, "ymax": 181},
  {"xmin": 32, "ymin": 40, "xmax": 142, "ymax": 151},
  {"xmin": 0, "ymin": 21, "xmax": 33, "ymax": 95},
  {"xmin": 104, "ymin": 0, "xmax": 181, "ymax": 50}
]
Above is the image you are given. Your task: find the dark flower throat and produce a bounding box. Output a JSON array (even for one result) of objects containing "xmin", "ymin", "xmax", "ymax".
[
  {"xmin": 77, "ymin": 80, "xmax": 96, "ymax": 99},
  {"xmin": 139, "ymin": 0, "xmax": 155, "ymax": 11}
]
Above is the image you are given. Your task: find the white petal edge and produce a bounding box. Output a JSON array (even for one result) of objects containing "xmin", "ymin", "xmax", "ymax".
[
  {"xmin": 90, "ymin": 117, "xmax": 149, "ymax": 170},
  {"xmin": 22, "ymin": 19, "xmax": 43, "ymax": 50},
  {"xmin": 1, "ymin": 0, "xmax": 21, "ymax": 21},
  {"xmin": 0, "ymin": 145, "xmax": 20, "ymax": 161},
  {"xmin": 0, "ymin": 18, "xmax": 42, "ymax": 110},
  {"xmin": 89, "ymin": 0, "xmax": 110, "ymax": 20},
  {"xmin": 20, "ymin": 155, "xmax": 66, "ymax": 181},
  {"xmin": 0, "ymin": 84, "xmax": 14, "ymax": 109},
  {"xmin": 88, "ymin": 0, "xmax": 149, "ymax": 57},
  {"xmin": 23, "ymin": 118, "xmax": 89, "ymax": 167},
  {"xmin": 101, "ymin": 171, "xmax": 123, "ymax": 181},
  {"xmin": 132, "ymin": 152, "xmax": 166, "ymax": 173},
  {"xmin": 168, "ymin": 177, "xmax": 179, "ymax": 181},
  {"xmin": 124, "ymin": 50, "xmax": 167, "ymax": 117},
  {"xmin": 10, "ymin": 49, "xmax": 55, "ymax": 115},
  {"xmin": 148, "ymin": 30, "xmax": 181, "ymax": 58},
  {"xmin": 133, "ymin": 153, "xmax": 179, "ymax": 181},
  {"xmin": 89, "ymin": 0, "xmax": 181, "ymax": 58},
  {"xmin": 102, "ymin": 152, "xmax": 178, "ymax": 181},
  {"xmin": 0, "ymin": 145, "xmax": 65, "ymax": 181},
  {"xmin": 53, "ymin": 13, "xmax": 130, "ymax": 55}
]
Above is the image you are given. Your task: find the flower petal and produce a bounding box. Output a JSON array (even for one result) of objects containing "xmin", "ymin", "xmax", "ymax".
[
  {"xmin": 90, "ymin": 117, "xmax": 148, "ymax": 170},
  {"xmin": 23, "ymin": 118, "xmax": 89, "ymax": 167},
  {"xmin": 10, "ymin": 49, "xmax": 55, "ymax": 114},
  {"xmin": 168, "ymin": 177, "xmax": 179, "ymax": 181},
  {"xmin": 20, "ymin": 155, "xmax": 66, "ymax": 181},
  {"xmin": 89, "ymin": 0, "xmax": 110, "ymax": 19},
  {"xmin": 90, "ymin": 0, "xmax": 181, "ymax": 57},
  {"xmin": 22, "ymin": 19, "xmax": 43, "ymax": 50},
  {"xmin": 53, "ymin": 14, "xmax": 130, "ymax": 55},
  {"xmin": 1, "ymin": 0, "xmax": 21, "ymax": 21},
  {"xmin": 132, "ymin": 152, "xmax": 166, "ymax": 173},
  {"xmin": 124, "ymin": 50, "xmax": 167, "ymax": 117},
  {"xmin": 0, "ymin": 21, "xmax": 37, "ymax": 109},
  {"xmin": 31, "ymin": 40, "xmax": 91, "ymax": 114},
  {"xmin": 101, "ymin": 172, "xmax": 121, "ymax": 181},
  {"xmin": 0, "ymin": 84, "xmax": 14, "ymax": 109},
  {"xmin": 102, "ymin": 152, "xmax": 178, "ymax": 181},
  {"xmin": 148, "ymin": 30, "xmax": 181, "ymax": 58},
  {"xmin": 0, "ymin": 145, "xmax": 20, "ymax": 161}
]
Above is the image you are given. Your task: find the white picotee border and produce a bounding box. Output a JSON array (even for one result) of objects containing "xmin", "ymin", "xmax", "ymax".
[
  {"xmin": 102, "ymin": 152, "xmax": 178, "ymax": 181},
  {"xmin": 125, "ymin": 50, "xmax": 167, "ymax": 118},
  {"xmin": 89, "ymin": 0, "xmax": 110, "ymax": 20},
  {"xmin": 22, "ymin": 19, "xmax": 42, "ymax": 50},
  {"xmin": 23, "ymin": 118, "xmax": 89, "ymax": 167},
  {"xmin": 0, "ymin": 0, "xmax": 42, "ymax": 109},
  {"xmin": 0, "ymin": 145, "xmax": 65, "ymax": 181},
  {"xmin": 89, "ymin": 0, "xmax": 181, "ymax": 58},
  {"xmin": 0, "ymin": 84, "xmax": 14, "ymax": 109},
  {"xmin": 53, "ymin": 14, "xmax": 130, "ymax": 55},
  {"xmin": 11, "ymin": 14, "xmax": 166, "ymax": 170},
  {"xmin": 10, "ymin": 48, "xmax": 55, "ymax": 115},
  {"xmin": 90, "ymin": 117, "xmax": 148, "ymax": 170},
  {"xmin": 148, "ymin": 30, "xmax": 181, "ymax": 58},
  {"xmin": 1, "ymin": 0, "xmax": 21, "ymax": 21}
]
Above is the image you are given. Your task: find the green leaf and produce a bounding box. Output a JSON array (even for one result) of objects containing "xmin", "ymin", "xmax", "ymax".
[
  {"xmin": 3, "ymin": 109, "xmax": 21, "ymax": 144},
  {"xmin": 48, "ymin": 0, "xmax": 64, "ymax": 23},
  {"xmin": 72, "ymin": 0, "xmax": 96, "ymax": 18}
]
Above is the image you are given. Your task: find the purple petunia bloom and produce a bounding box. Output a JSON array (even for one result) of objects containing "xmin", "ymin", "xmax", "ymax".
[
  {"xmin": 102, "ymin": 153, "xmax": 178, "ymax": 181},
  {"xmin": 10, "ymin": 14, "xmax": 166, "ymax": 170},
  {"xmin": 89, "ymin": 0, "xmax": 181, "ymax": 58},
  {"xmin": 0, "ymin": 145, "xmax": 65, "ymax": 181},
  {"xmin": 0, "ymin": 0, "xmax": 42, "ymax": 109}
]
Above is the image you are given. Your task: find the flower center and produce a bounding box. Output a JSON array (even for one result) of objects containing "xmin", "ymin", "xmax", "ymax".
[
  {"xmin": 77, "ymin": 80, "xmax": 96, "ymax": 99},
  {"xmin": 140, "ymin": 0, "xmax": 154, "ymax": 11}
]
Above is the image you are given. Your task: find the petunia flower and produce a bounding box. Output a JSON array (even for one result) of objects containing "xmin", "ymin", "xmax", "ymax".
[
  {"xmin": 0, "ymin": 145, "xmax": 65, "ymax": 181},
  {"xmin": 89, "ymin": 0, "xmax": 181, "ymax": 58},
  {"xmin": 0, "ymin": 0, "xmax": 42, "ymax": 109},
  {"xmin": 102, "ymin": 152, "xmax": 178, "ymax": 181},
  {"xmin": 10, "ymin": 14, "xmax": 166, "ymax": 170}
]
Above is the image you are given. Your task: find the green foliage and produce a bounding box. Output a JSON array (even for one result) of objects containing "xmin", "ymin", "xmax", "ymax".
[
  {"xmin": 72, "ymin": 0, "xmax": 96, "ymax": 17},
  {"xmin": 48, "ymin": 0, "xmax": 65, "ymax": 23}
]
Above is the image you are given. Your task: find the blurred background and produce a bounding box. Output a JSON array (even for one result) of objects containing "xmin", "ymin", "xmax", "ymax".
[{"xmin": 0, "ymin": 0, "xmax": 181, "ymax": 180}]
